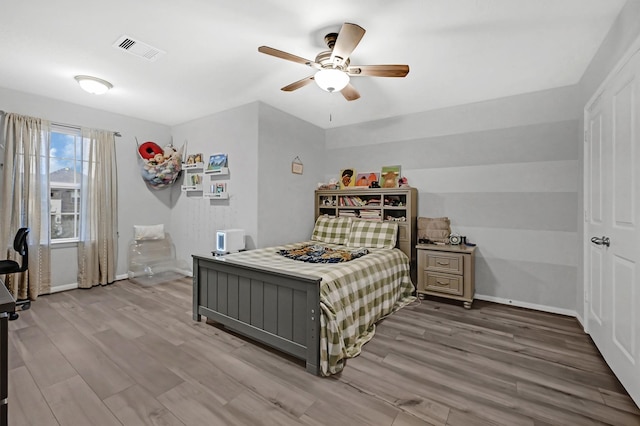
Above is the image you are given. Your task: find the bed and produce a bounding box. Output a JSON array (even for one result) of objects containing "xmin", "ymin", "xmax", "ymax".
[{"xmin": 192, "ymin": 217, "xmax": 415, "ymax": 375}]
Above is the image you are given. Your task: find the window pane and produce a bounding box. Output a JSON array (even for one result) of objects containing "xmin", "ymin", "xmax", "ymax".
[
  {"xmin": 50, "ymin": 132, "xmax": 76, "ymax": 160},
  {"xmin": 50, "ymin": 188, "xmax": 79, "ymax": 213},
  {"xmin": 49, "ymin": 129, "xmax": 83, "ymax": 242},
  {"xmin": 50, "ymin": 132, "xmax": 82, "ymax": 182},
  {"xmin": 51, "ymin": 214, "xmax": 78, "ymax": 239},
  {"xmin": 50, "ymin": 164, "xmax": 77, "ymax": 184}
]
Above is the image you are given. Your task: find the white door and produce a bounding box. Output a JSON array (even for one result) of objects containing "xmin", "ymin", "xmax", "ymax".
[{"xmin": 585, "ymin": 46, "xmax": 640, "ymax": 407}]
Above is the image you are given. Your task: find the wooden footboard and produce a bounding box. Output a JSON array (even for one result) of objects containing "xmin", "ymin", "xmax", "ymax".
[{"xmin": 192, "ymin": 255, "xmax": 322, "ymax": 375}]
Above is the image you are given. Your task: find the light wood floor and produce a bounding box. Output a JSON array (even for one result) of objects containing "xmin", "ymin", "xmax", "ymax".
[{"xmin": 7, "ymin": 278, "xmax": 640, "ymax": 425}]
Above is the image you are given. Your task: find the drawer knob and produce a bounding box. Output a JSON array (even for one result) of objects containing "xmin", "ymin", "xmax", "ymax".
[
  {"xmin": 436, "ymin": 280, "xmax": 448, "ymax": 285},
  {"xmin": 437, "ymin": 261, "xmax": 449, "ymax": 265}
]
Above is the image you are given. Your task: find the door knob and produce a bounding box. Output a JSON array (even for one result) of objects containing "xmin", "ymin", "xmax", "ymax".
[{"xmin": 591, "ymin": 236, "xmax": 610, "ymax": 247}]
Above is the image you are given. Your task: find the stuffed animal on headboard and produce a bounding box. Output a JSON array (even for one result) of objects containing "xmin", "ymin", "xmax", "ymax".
[{"xmin": 381, "ymin": 171, "xmax": 398, "ymax": 188}]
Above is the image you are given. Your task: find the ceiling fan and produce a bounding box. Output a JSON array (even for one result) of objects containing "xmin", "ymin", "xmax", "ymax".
[{"xmin": 258, "ymin": 23, "xmax": 409, "ymax": 101}]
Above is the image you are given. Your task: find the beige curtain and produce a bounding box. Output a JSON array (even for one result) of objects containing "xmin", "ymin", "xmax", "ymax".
[
  {"xmin": 0, "ymin": 112, "xmax": 51, "ymax": 299},
  {"xmin": 77, "ymin": 128, "xmax": 118, "ymax": 288}
]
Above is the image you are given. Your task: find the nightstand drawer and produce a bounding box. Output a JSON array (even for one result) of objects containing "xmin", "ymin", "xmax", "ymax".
[
  {"xmin": 420, "ymin": 250, "xmax": 463, "ymax": 274},
  {"xmin": 420, "ymin": 271, "xmax": 463, "ymax": 296}
]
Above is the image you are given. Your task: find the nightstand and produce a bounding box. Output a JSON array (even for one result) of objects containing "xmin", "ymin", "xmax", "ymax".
[{"xmin": 416, "ymin": 244, "xmax": 476, "ymax": 309}]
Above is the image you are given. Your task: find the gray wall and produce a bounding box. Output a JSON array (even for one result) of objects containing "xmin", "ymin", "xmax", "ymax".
[
  {"xmin": 575, "ymin": 0, "xmax": 640, "ymax": 320},
  {"xmin": 169, "ymin": 101, "xmax": 325, "ymax": 266},
  {"xmin": 257, "ymin": 102, "xmax": 325, "ymax": 247},
  {"xmin": 0, "ymin": 86, "xmax": 173, "ymax": 288},
  {"xmin": 325, "ymin": 85, "xmax": 582, "ymax": 313},
  {"xmin": 170, "ymin": 102, "xmax": 260, "ymax": 262}
]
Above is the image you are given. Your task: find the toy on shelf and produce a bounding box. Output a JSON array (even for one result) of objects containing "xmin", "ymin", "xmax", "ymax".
[
  {"xmin": 317, "ymin": 178, "xmax": 339, "ymax": 190},
  {"xmin": 399, "ymin": 176, "xmax": 410, "ymax": 187}
]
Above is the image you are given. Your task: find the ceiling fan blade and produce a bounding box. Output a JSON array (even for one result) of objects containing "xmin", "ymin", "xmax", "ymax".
[
  {"xmin": 281, "ymin": 75, "xmax": 315, "ymax": 92},
  {"xmin": 347, "ymin": 64, "xmax": 410, "ymax": 77},
  {"xmin": 258, "ymin": 46, "xmax": 318, "ymax": 68},
  {"xmin": 330, "ymin": 23, "xmax": 366, "ymax": 66},
  {"xmin": 341, "ymin": 83, "xmax": 360, "ymax": 101}
]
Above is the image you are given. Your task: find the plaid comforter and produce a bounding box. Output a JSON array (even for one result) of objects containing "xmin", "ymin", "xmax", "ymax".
[{"xmin": 223, "ymin": 241, "xmax": 415, "ymax": 375}]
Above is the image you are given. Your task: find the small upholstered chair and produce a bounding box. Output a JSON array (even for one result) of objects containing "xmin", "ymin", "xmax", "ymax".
[{"xmin": 0, "ymin": 227, "xmax": 30, "ymax": 320}]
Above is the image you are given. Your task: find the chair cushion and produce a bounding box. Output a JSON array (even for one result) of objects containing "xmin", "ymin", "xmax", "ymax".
[{"xmin": 134, "ymin": 224, "xmax": 165, "ymax": 240}]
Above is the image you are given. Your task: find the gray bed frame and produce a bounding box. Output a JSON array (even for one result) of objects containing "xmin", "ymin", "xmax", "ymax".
[{"xmin": 192, "ymin": 254, "xmax": 322, "ymax": 374}]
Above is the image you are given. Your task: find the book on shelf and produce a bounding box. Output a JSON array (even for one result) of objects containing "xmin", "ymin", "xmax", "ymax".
[
  {"xmin": 207, "ymin": 153, "xmax": 228, "ymax": 171},
  {"xmin": 190, "ymin": 174, "xmax": 202, "ymax": 185},
  {"xmin": 186, "ymin": 153, "xmax": 203, "ymax": 165},
  {"xmin": 339, "ymin": 210, "xmax": 357, "ymax": 217},
  {"xmin": 367, "ymin": 198, "xmax": 381, "ymax": 206},
  {"xmin": 359, "ymin": 210, "xmax": 382, "ymax": 221},
  {"xmin": 340, "ymin": 196, "xmax": 369, "ymax": 206},
  {"xmin": 210, "ymin": 182, "xmax": 227, "ymax": 193}
]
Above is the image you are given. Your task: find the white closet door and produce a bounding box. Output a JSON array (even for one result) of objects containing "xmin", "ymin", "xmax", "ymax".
[{"xmin": 585, "ymin": 47, "xmax": 640, "ymax": 407}]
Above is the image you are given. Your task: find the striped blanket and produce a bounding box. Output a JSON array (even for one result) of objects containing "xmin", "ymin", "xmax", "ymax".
[{"xmin": 223, "ymin": 241, "xmax": 415, "ymax": 375}]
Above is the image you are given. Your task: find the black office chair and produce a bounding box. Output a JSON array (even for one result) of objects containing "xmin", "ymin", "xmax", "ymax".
[{"xmin": 0, "ymin": 227, "xmax": 30, "ymax": 320}]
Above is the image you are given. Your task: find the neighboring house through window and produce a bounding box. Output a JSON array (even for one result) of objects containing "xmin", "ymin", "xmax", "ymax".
[{"xmin": 49, "ymin": 125, "xmax": 84, "ymax": 243}]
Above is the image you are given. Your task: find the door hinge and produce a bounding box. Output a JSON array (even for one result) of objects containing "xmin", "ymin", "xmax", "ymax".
[
  {"xmin": 584, "ymin": 290, "xmax": 588, "ymax": 302},
  {"xmin": 584, "ymin": 210, "xmax": 588, "ymax": 222},
  {"xmin": 584, "ymin": 129, "xmax": 588, "ymax": 143}
]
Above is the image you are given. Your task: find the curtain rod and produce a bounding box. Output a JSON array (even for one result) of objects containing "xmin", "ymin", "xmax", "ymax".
[
  {"xmin": 0, "ymin": 110, "xmax": 121, "ymax": 137},
  {"xmin": 52, "ymin": 122, "xmax": 121, "ymax": 137}
]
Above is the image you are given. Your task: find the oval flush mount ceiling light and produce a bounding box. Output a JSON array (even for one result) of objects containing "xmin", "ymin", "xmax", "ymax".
[
  {"xmin": 314, "ymin": 68, "xmax": 349, "ymax": 93},
  {"xmin": 74, "ymin": 75, "xmax": 113, "ymax": 95}
]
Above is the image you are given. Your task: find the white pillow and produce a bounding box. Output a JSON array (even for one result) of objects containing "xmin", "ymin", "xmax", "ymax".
[{"xmin": 134, "ymin": 224, "xmax": 165, "ymax": 240}]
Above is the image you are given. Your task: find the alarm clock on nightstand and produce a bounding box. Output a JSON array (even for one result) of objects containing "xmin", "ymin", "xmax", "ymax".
[{"xmin": 449, "ymin": 233, "xmax": 462, "ymax": 245}]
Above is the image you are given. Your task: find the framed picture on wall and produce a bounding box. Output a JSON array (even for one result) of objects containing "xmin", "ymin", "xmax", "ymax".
[{"xmin": 291, "ymin": 156, "xmax": 304, "ymax": 174}]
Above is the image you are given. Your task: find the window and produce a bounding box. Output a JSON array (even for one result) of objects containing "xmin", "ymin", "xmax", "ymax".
[{"xmin": 49, "ymin": 126, "xmax": 84, "ymax": 243}]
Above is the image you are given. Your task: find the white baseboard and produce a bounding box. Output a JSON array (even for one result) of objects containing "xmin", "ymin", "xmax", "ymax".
[
  {"xmin": 175, "ymin": 268, "xmax": 193, "ymax": 278},
  {"xmin": 50, "ymin": 273, "xmax": 138, "ymax": 293},
  {"xmin": 49, "ymin": 283, "xmax": 78, "ymax": 293},
  {"xmin": 50, "ymin": 280, "xmax": 574, "ymax": 320},
  {"xmin": 475, "ymin": 294, "xmax": 577, "ymax": 318},
  {"xmin": 575, "ymin": 312, "xmax": 585, "ymax": 329},
  {"xmin": 118, "ymin": 269, "xmax": 192, "ymax": 281}
]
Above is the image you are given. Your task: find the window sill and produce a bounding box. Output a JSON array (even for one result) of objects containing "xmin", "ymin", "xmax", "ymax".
[{"xmin": 51, "ymin": 240, "xmax": 79, "ymax": 249}]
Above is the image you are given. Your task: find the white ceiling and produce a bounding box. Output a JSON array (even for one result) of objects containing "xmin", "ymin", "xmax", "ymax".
[{"xmin": 0, "ymin": 0, "xmax": 628, "ymax": 129}]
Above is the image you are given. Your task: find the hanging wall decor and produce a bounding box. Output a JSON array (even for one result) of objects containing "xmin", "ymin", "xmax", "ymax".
[
  {"xmin": 136, "ymin": 138, "xmax": 185, "ymax": 189},
  {"xmin": 291, "ymin": 156, "xmax": 303, "ymax": 174}
]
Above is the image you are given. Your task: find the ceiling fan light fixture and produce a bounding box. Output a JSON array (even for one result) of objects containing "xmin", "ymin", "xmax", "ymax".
[
  {"xmin": 314, "ymin": 68, "xmax": 349, "ymax": 92},
  {"xmin": 74, "ymin": 75, "xmax": 113, "ymax": 95}
]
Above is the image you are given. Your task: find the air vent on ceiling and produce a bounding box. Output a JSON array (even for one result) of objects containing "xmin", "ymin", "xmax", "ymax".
[{"xmin": 112, "ymin": 35, "xmax": 165, "ymax": 62}]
